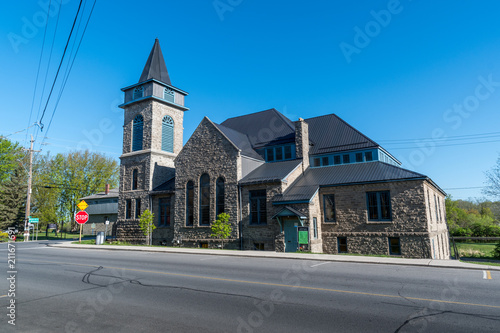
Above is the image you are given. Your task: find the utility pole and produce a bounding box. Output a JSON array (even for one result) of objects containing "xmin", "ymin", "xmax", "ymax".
[{"xmin": 24, "ymin": 135, "xmax": 40, "ymax": 241}]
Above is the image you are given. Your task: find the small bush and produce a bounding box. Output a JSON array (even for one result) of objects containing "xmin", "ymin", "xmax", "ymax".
[
  {"xmin": 493, "ymin": 242, "xmax": 500, "ymax": 259},
  {"xmin": 0, "ymin": 232, "xmax": 9, "ymax": 242},
  {"xmin": 459, "ymin": 248, "xmax": 487, "ymax": 258}
]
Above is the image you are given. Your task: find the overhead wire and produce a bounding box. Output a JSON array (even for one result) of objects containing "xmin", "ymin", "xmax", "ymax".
[
  {"xmin": 25, "ymin": 0, "xmax": 52, "ymax": 147},
  {"xmin": 33, "ymin": 1, "xmax": 63, "ymax": 146},
  {"xmin": 37, "ymin": 0, "xmax": 84, "ymax": 131},
  {"xmin": 42, "ymin": 0, "xmax": 97, "ymax": 147}
]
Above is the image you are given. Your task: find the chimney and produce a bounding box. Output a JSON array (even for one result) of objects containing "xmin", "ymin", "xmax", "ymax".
[
  {"xmin": 105, "ymin": 184, "xmax": 110, "ymax": 195},
  {"xmin": 295, "ymin": 118, "xmax": 309, "ymax": 171}
]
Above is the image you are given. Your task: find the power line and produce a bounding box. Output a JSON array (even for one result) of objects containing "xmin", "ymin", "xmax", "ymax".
[
  {"xmin": 387, "ymin": 139, "xmax": 500, "ymax": 150},
  {"xmin": 42, "ymin": 0, "xmax": 98, "ymax": 144},
  {"xmin": 38, "ymin": 0, "xmax": 84, "ymax": 130},
  {"xmin": 378, "ymin": 131, "xmax": 500, "ymax": 143},
  {"xmin": 26, "ymin": 0, "xmax": 52, "ymax": 147},
  {"xmin": 33, "ymin": 1, "xmax": 63, "ymax": 146}
]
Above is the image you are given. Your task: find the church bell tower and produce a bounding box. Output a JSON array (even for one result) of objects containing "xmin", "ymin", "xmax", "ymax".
[{"xmin": 116, "ymin": 39, "xmax": 188, "ymax": 242}]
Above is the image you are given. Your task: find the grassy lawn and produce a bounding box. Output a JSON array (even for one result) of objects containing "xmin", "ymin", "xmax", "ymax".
[{"xmin": 451, "ymin": 242, "xmax": 496, "ymax": 259}]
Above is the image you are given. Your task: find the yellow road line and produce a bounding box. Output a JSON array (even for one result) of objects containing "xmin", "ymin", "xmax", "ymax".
[
  {"xmin": 486, "ymin": 271, "xmax": 492, "ymax": 280},
  {"xmin": 0, "ymin": 295, "xmax": 8, "ymax": 298},
  {"xmin": 19, "ymin": 259, "xmax": 500, "ymax": 309}
]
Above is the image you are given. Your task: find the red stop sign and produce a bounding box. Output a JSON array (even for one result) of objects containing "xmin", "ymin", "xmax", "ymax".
[{"xmin": 75, "ymin": 211, "xmax": 89, "ymax": 224}]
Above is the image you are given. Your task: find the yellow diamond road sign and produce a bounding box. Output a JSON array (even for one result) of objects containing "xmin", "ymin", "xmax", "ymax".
[{"xmin": 77, "ymin": 200, "xmax": 88, "ymax": 211}]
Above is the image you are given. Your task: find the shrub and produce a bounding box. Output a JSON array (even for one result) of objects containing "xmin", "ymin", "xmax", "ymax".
[
  {"xmin": 450, "ymin": 227, "xmax": 472, "ymax": 237},
  {"xmin": 493, "ymin": 242, "xmax": 500, "ymax": 259},
  {"xmin": 0, "ymin": 232, "xmax": 9, "ymax": 242}
]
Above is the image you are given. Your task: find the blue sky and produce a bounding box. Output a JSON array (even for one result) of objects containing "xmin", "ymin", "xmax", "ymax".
[{"xmin": 2, "ymin": 0, "xmax": 500, "ymax": 201}]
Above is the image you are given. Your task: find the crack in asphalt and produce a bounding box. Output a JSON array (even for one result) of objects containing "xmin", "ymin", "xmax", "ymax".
[{"xmin": 394, "ymin": 309, "xmax": 500, "ymax": 333}]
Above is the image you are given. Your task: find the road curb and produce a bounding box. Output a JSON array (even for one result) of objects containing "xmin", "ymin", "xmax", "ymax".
[{"xmin": 47, "ymin": 243, "xmax": 500, "ymax": 271}]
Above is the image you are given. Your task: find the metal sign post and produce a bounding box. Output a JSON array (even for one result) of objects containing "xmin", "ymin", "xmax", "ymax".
[
  {"xmin": 75, "ymin": 210, "xmax": 89, "ymax": 243},
  {"xmin": 105, "ymin": 219, "xmax": 109, "ymax": 241}
]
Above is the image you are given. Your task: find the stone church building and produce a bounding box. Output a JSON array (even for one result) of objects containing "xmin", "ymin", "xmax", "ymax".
[{"xmin": 116, "ymin": 39, "xmax": 450, "ymax": 259}]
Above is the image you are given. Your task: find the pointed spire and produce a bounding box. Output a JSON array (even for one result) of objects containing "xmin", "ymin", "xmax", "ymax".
[{"xmin": 139, "ymin": 38, "xmax": 172, "ymax": 85}]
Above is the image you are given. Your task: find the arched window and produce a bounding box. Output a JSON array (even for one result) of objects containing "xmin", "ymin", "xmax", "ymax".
[
  {"xmin": 216, "ymin": 177, "xmax": 225, "ymax": 216},
  {"xmin": 162, "ymin": 115, "xmax": 174, "ymax": 153},
  {"xmin": 199, "ymin": 174, "xmax": 210, "ymax": 226},
  {"xmin": 164, "ymin": 87, "xmax": 174, "ymax": 103},
  {"xmin": 186, "ymin": 181, "xmax": 194, "ymax": 226},
  {"xmin": 133, "ymin": 86, "xmax": 143, "ymax": 99},
  {"xmin": 132, "ymin": 169, "xmax": 138, "ymax": 190},
  {"xmin": 132, "ymin": 115, "xmax": 143, "ymax": 151}
]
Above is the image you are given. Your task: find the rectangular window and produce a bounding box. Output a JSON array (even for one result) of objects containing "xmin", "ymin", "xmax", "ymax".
[
  {"xmin": 313, "ymin": 158, "xmax": 320, "ymax": 167},
  {"xmin": 275, "ymin": 147, "xmax": 283, "ymax": 161},
  {"xmin": 389, "ymin": 237, "xmax": 401, "ymax": 255},
  {"xmin": 334, "ymin": 155, "xmax": 341, "ymax": 165},
  {"xmin": 356, "ymin": 152, "xmax": 363, "ymax": 163},
  {"xmin": 135, "ymin": 199, "xmax": 141, "ymax": 219},
  {"xmin": 343, "ymin": 154, "xmax": 350, "ymax": 164},
  {"xmin": 434, "ymin": 195, "xmax": 440, "ymax": 222},
  {"xmin": 322, "ymin": 157, "xmax": 329, "ymax": 166},
  {"xmin": 284, "ymin": 145, "xmax": 292, "ymax": 160},
  {"xmin": 323, "ymin": 194, "xmax": 336, "ymax": 222},
  {"xmin": 365, "ymin": 151, "xmax": 373, "ymax": 161},
  {"xmin": 367, "ymin": 191, "xmax": 391, "ymax": 221},
  {"xmin": 200, "ymin": 242, "xmax": 208, "ymax": 249},
  {"xmin": 126, "ymin": 199, "xmax": 131, "ymax": 219},
  {"xmin": 313, "ymin": 217, "xmax": 318, "ymax": 239},
  {"xmin": 254, "ymin": 242, "xmax": 265, "ymax": 251},
  {"xmin": 159, "ymin": 198, "xmax": 170, "ymax": 227},
  {"xmin": 266, "ymin": 148, "xmax": 274, "ymax": 162},
  {"xmin": 338, "ymin": 237, "xmax": 347, "ymax": 253},
  {"xmin": 250, "ymin": 190, "xmax": 267, "ymax": 225}
]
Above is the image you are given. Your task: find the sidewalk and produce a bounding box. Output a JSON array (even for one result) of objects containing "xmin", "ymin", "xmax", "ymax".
[{"xmin": 49, "ymin": 242, "xmax": 500, "ymax": 271}]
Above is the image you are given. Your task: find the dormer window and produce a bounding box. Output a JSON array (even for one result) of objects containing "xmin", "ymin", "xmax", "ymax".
[
  {"xmin": 133, "ymin": 86, "xmax": 143, "ymax": 99},
  {"xmin": 164, "ymin": 87, "xmax": 174, "ymax": 103}
]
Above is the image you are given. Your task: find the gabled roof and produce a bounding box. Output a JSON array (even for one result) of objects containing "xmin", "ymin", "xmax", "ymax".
[
  {"xmin": 139, "ymin": 39, "xmax": 172, "ymax": 85},
  {"xmin": 274, "ymin": 162, "xmax": 428, "ymax": 203},
  {"xmin": 152, "ymin": 176, "xmax": 175, "ymax": 192},
  {"xmin": 272, "ymin": 206, "xmax": 307, "ymax": 220},
  {"xmin": 305, "ymin": 114, "xmax": 379, "ymax": 155},
  {"xmin": 221, "ymin": 108, "xmax": 296, "ymax": 148},
  {"xmin": 214, "ymin": 123, "xmax": 263, "ymax": 160},
  {"xmin": 80, "ymin": 188, "xmax": 119, "ymax": 200},
  {"xmin": 240, "ymin": 159, "xmax": 302, "ymax": 185}
]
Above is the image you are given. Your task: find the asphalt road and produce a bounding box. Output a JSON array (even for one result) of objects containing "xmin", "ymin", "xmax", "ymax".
[{"xmin": 0, "ymin": 241, "xmax": 499, "ymax": 333}]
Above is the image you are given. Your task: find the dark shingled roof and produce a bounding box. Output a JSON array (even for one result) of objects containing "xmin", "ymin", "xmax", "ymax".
[
  {"xmin": 240, "ymin": 159, "xmax": 302, "ymax": 185},
  {"xmin": 214, "ymin": 123, "xmax": 263, "ymax": 160},
  {"xmin": 305, "ymin": 114, "xmax": 379, "ymax": 155},
  {"xmin": 152, "ymin": 176, "xmax": 175, "ymax": 192},
  {"xmin": 221, "ymin": 108, "xmax": 296, "ymax": 148},
  {"xmin": 274, "ymin": 162, "xmax": 428, "ymax": 203},
  {"xmin": 139, "ymin": 39, "xmax": 172, "ymax": 85},
  {"xmin": 80, "ymin": 188, "xmax": 119, "ymax": 200}
]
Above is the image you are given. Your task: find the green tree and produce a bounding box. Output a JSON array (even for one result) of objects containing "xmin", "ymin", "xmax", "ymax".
[
  {"xmin": 211, "ymin": 213, "xmax": 232, "ymax": 249},
  {"xmin": 484, "ymin": 154, "xmax": 500, "ymax": 199},
  {"xmin": 0, "ymin": 166, "xmax": 26, "ymax": 229},
  {"xmin": 31, "ymin": 151, "xmax": 119, "ymax": 229},
  {"xmin": 0, "ymin": 138, "xmax": 23, "ymax": 183},
  {"xmin": 139, "ymin": 209, "xmax": 156, "ymax": 245}
]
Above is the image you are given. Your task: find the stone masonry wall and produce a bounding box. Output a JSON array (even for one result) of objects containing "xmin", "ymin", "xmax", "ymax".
[
  {"xmin": 173, "ymin": 117, "xmax": 240, "ymax": 248},
  {"xmin": 320, "ymin": 180, "xmax": 436, "ymax": 258},
  {"xmin": 241, "ymin": 183, "xmax": 283, "ymax": 250}
]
